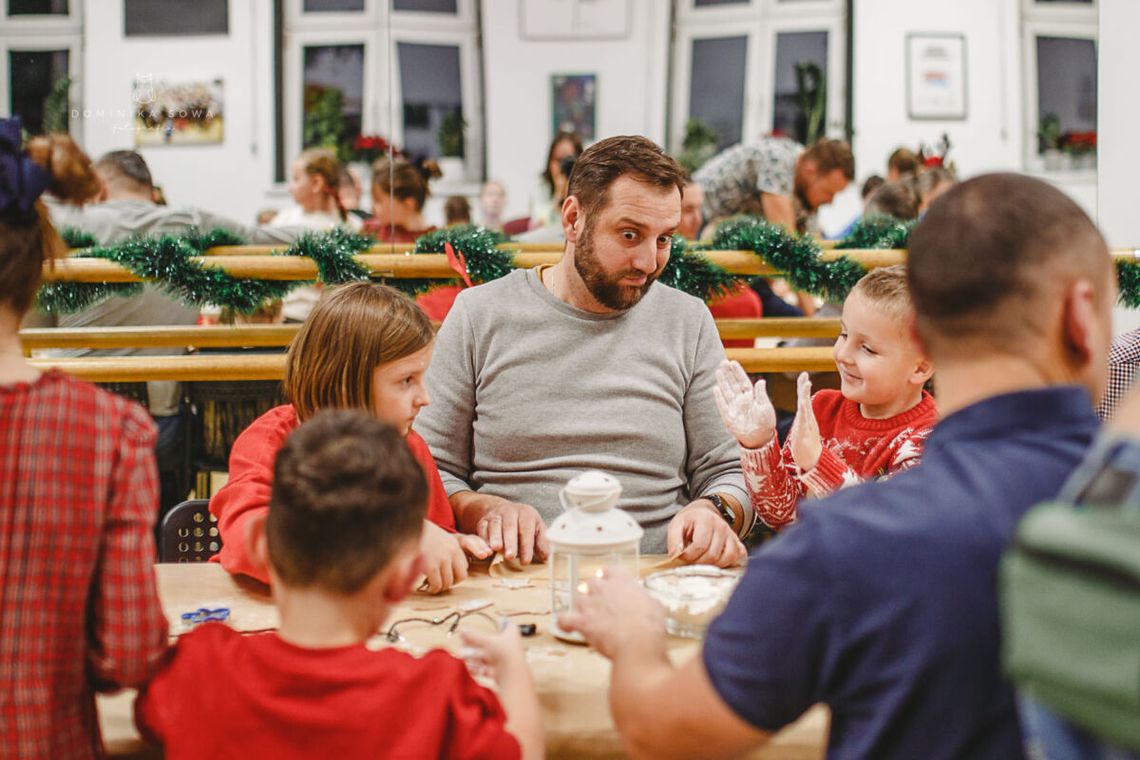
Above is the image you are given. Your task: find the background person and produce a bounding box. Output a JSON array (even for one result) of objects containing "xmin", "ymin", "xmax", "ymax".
[{"xmin": 363, "ymin": 156, "xmax": 440, "ymax": 243}]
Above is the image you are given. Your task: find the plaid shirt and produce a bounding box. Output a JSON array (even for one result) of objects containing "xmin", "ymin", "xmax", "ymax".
[
  {"xmin": 0, "ymin": 370, "xmax": 168, "ymax": 759},
  {"xmin": 1098, "ymin": 327, "xmax": 1140, "ymax": 421}
]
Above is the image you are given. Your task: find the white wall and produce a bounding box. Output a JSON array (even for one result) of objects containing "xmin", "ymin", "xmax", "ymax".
[
  {"xmin": 851, "ymin": 0, "xmax": 1095, "ymax": 217},
  {"xmin": 480, "ymin": 1, "xmax": 670, "ymax": 222},
  {"xmin": 79, "ymin": 0, "xmax": 278, "ymax": 226},
  {"xmin": 1098, "ymin": 0, "xmax": 1140, "ymax": 334}
]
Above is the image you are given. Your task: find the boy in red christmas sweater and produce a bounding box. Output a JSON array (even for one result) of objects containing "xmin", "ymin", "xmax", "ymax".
[
  {"xmin": 715, "ymin": 266, "xmax": 937, "ymax": 529},
  {"xmin": 135, "ymin": 410, "xmax": 543, "ymax": 760}
]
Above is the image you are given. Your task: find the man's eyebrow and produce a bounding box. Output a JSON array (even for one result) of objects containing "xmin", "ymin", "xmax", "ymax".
[{"xmin": 614, "ymin": 216, "xmax": 648, "ymax": 229}]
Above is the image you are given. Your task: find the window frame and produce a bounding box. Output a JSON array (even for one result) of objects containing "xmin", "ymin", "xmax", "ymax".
[
  {"xmin": 0, "ymin": 33, "xmax": 81, "ymax": 137},
  {"xmin": 1021, "ymin": 16, "xmax": 1097, "ymax": 175},
  {"xmin": 281, "ymin": 0, "xmax": 481, "ymax": 182},
  {"xmin": 669, "ymin": 1, "xmax": 846, "ymax": 153}
]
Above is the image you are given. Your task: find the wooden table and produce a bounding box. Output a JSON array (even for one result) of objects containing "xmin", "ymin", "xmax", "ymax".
[{"xmin": 99, "ymin": 559, "xmax": 827, "ymax": 759}]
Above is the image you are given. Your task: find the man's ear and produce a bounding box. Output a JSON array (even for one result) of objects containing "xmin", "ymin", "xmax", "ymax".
[
  {"xmin": 1061, "ymin": 278, "xmax": 1099, "ymax": 368},
  {"xmin": 562, "ymin": 195, "xmax": 582, "ymax": 243}
]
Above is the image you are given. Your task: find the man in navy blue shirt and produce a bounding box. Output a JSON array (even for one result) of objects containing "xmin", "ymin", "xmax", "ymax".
[{"xmin": 558, "ymin": 173, "xmax": 1115, "ymax": 759}]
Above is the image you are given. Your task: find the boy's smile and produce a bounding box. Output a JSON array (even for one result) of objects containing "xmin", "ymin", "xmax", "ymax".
[{"xmin": 833, "ymin": 291, "xmax": 930, "ymax": 419}]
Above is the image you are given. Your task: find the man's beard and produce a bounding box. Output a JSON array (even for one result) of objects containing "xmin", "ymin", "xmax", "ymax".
[{"xmin": 573, "ymin": 219, "xmax": 661, "ymax": 310}]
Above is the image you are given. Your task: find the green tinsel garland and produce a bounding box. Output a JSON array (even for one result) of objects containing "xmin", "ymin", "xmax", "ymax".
[
  {"xmin": 38, "ymin": 221, "xmax": 1140, "ymax": 312},
  {"xmin": 711, "ymin": 217, "xmax": 866, "ymax": 304},
  {"xmin": 392, "ymin": 225, "xmax": 516, "ymax": 296},
  {"xmin": 663, "ymin": 236, "xmax": 739, "ymax": 302},
  {"xmin": 834, "ymin": 214, "xmax": 915, "ymax": 251},
  {"xmin": 36, "ymin": 228, "xmax": 376, "ymax": 315}
]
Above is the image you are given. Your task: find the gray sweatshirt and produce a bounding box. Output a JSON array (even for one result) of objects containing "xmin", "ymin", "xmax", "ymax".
[{"xmin": 416, "ymin": 268, "xmax": 747, "ymax": 553}]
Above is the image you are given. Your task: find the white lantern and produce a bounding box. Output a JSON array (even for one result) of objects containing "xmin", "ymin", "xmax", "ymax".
[{"xmin": 549, "ymin": 470, "xmax": 643, "ymax": 643}]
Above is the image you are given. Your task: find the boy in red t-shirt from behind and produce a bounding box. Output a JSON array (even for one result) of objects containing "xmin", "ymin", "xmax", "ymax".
[
  {"xmin": 136, "ymin": 410, "xmax": 542, "ymax": 760},
  {"xmin": 715, "ymin": 265, "xmax": 937, "ymax": 530}
]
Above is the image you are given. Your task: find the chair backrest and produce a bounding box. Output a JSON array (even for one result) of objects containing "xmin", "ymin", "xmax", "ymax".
[{"xmin": 160, "ymin": 499, "xmax": 222, "ymax": 563}]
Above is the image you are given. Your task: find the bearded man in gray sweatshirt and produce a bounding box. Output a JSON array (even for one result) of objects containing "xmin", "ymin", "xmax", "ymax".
[{"xmin": 416, "ymin": 135, "xmax": 751, "ymax": 567}]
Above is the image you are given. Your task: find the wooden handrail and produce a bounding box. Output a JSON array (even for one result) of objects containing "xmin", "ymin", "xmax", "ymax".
[
  {"xmin": 28, "ymin": 347, "xmax": 837, "ymax": 382},
  {"xmin": 43, "ymin": 250, "xmax": 913, "ymax": 282},
  {"xmin": 20, "ymin": 318, "xmax": 842, "ymax": 350}
]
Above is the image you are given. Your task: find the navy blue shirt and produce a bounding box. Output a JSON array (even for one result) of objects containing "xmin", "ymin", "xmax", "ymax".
[{"xmin": 704, "ymin": 387, "xmax": 1099, "ymax": 760}]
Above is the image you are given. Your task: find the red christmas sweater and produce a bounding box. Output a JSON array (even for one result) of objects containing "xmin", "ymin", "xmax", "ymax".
[
  {"xmin": 742, "ymin": 389, "xmax": 938, "ymax": 529},
  {"xmin": 210, "ymin": 404, "xmax": 455, "ymax": 584}
]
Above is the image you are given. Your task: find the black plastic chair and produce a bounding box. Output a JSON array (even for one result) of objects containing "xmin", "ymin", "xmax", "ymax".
[
  {"xmin": 160, "ymin": 499, "xmax": 222, "ymax": 563},
  {"xmin": 184, "ymin": 377, "xmax": 286, "ymax": 498}
]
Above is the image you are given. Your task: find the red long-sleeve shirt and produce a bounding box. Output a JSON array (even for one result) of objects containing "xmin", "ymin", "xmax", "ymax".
[
  {"xmin": 743, "ymin": 389, "xmax": 938, "ymax": 529},
  {"xmin": 0, "ymin": 370, "xmax": 168, "ymax": 759},
  {"xmin": 135, "ymin": 623, "xmax": 520, "ymax": 759},
  {"xmin": 210, "ymin": 404, "xmax": 455, "ymax": 584}
]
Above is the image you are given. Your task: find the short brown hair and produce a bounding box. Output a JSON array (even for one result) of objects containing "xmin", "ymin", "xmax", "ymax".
[
  {"xmin": 567, "ymin": 135, "xmax": 686, "ymax": 220},
  {"xmin": 803, "ymin": 139, "xmax": 855, "ymax": 181},
  {"xmin": 887, "ymin": 147, "xmax": 920, "ymax": 178},
  {"xmin": 849, "ymin": 265, "xmax": 913, "ymax": 323},
  {"xmin": 1, "ymin": 133, "xmax": 100, "ymax": 314},
  {"xmin": 268, "ymin": 409, "xmax": 427, "ymax": 593},
  {"xmin": 865, "ymin": 181, "xmax": 919, "ymax": 220},
  {"xmin": 371, "ymin": 157, "xmax": 441, "ymax": 212},
  {"xmin": 907, "ymin": 173, "xmax": 1110, "ymax": 356},
  {"xmin": 283, "ymin": 282, "xmax": 434, "ymax": 421}
]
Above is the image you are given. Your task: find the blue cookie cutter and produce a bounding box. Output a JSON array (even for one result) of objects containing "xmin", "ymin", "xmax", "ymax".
[{"xmin": 180, "ymin": 607, "xmax": 231, "ymax": 626}]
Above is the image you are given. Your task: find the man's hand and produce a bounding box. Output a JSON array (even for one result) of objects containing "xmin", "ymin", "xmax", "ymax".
[
  {"xmin": 557, "ymin": 566, "xmax": 668, "ymax": 661},
  {"xmin": 713, "ymin": 359, "xmax": 777, "ymax": 449},
  {"xmin": 452, "ymin": 492, "xmax": 550, "ymax": 564},
  {"xmin": 666, "ymin": 502, "xmax": 747, "ymax": 568},
  {"xmin": 418, "ymin": 520, "xmax": 493, "ymax": 594},
  {"xmin": 788, "ymin": 372, "xmax": 822, "ymax": 471}
]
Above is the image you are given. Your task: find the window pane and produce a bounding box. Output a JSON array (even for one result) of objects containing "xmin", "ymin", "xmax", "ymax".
[
  {"xmin": 124, "ymin": 0, "xmax": 228, "ymax": 35},
  {"xmin": 302, "ymin": 44, "xmax": 364, "ymax": 160},
  {"xmin": 397, "ymin": 42, "xmax": 463, "ymax": 158},
  {"xmin": 8, "ymin": 49, "xmax": 68, "ymax": 134},
  {"xmin": 8, "ymin": 0, "xmax": 68, "ymax": 14},
  {"xmin": 303, "ymin": 0, "xmax": 364, "ymax": 11},
  {"xmin": 1036, "ymin": 36, "xmax": 1096, "ymax": 156},
  {"xmin": 773, "ymin": 31, "xmax": 828, "ymax": 145},
  {"xmin": 689, "ymin": 36, "xmax": 746, "ymax": 149},
  {"xmin": 393, "ymin": 0, "xmax": 457, "ymax": 12}
]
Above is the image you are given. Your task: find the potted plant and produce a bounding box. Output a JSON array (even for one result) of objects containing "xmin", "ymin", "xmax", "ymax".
[
  {"xmin": 677, "ymin": 118, "xmax": 720, "ymax": 174},
  {"xmin": 1062, "ymin": 130, "xmax": 1097, "ymax": 171},
  {"xmin": 436, "ymin": 109, "xmax": 467, "ymax": 183},
  {"xmin": 1038, "ymin": 113, "xmax": 1065, "ymax": 171}
]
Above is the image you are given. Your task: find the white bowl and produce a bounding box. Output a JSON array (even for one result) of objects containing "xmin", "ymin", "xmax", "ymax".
[{"xmin": 644, "ymin": 565, "xmax": 741, "ymax": 639}]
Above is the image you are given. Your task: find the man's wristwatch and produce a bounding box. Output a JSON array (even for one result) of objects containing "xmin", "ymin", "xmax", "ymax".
[{"xmin": 705, "ymin": 493, "xmax": 735, "ymax": 526}]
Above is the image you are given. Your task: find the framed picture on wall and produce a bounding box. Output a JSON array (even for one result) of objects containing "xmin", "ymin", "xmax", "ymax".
[
  {"xmin": 551, "ymin": 73, "xmax": 596, "ymax": 141},
  {"xmin": 906, "ymin": 34, "xmax": 967, "ymax": 120}
]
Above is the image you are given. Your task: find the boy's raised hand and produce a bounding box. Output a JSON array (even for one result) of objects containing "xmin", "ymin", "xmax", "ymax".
[
  {"xmin": 788, "ymin": 372, "xmax": 822, "ymax": 471},
  {"xmin": 713, "ymin": 360, "xmax": 777, "ymax": 449}
]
